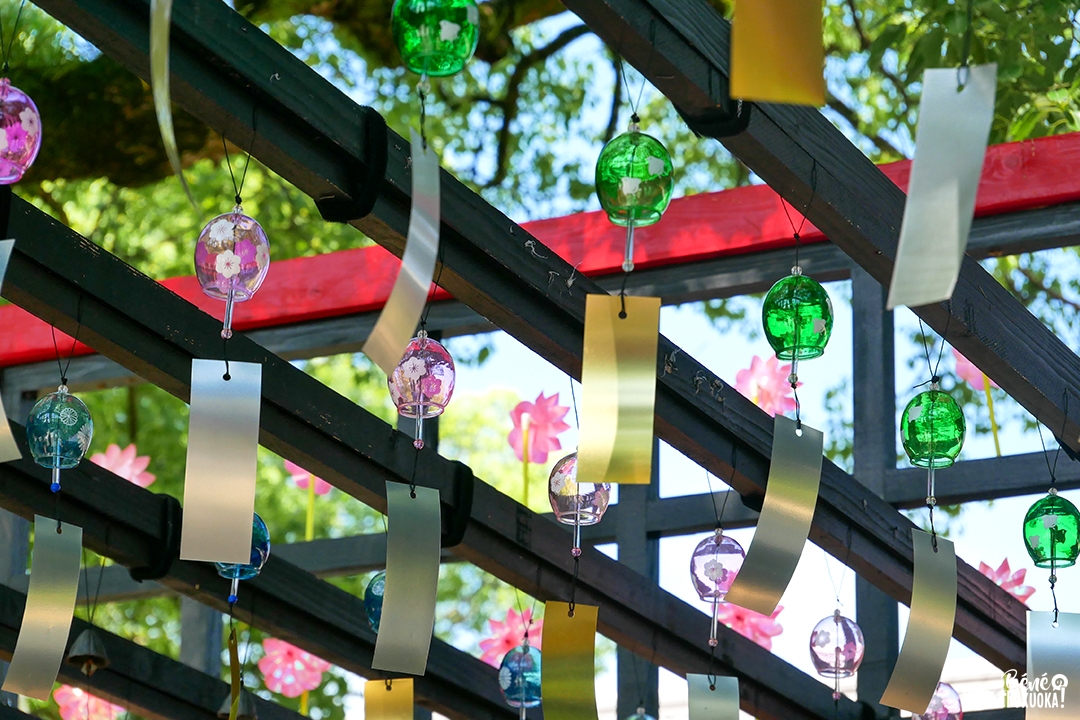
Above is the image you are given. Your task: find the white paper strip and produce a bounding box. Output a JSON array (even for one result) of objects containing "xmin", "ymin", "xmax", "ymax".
[
  {"xmin": 724, "ymin": 415, "xmax": 823, "ymax": 615},
  {"xmin": 363, "ymin": 131, "xmax": 440, "ymax": 375},
  {"xmin": 1026, "ymin": 611, "xmax": 1080, "ymax": 717},
  {"xmin": 372, "ymin": 481, "xmax": 441, "ymax": 675},
  {"xmin": 687, "ymin": 674, "xmax": 739, "ymax": 720},
  {"xmin": 887, "ymin": 64, "xmax": 997, "ymax": 310},
  {"xmin": 0, "ymin": 239, "xmax": 21, "ymax": 462},
  {"xmin": 2, "ymin": 516, "xmax": 82, "ymax": 700},
  {"xmin": 180, "ymin": 359, "xmax": 262, "ymax": 564}
]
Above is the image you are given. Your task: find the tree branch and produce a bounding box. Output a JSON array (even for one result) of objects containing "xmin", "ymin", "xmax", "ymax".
[
  {"xmin": 1016, "ymin": 266, "xmax": 1080, "ymax": 312},
  {"xmin": 826, "ymin": 94, "xmax": 906, "ymax": 159}
]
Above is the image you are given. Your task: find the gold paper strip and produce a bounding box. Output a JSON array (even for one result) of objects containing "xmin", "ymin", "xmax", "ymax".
[
  {"xmin": 372, "ymin": 482, "xmax": 441, "ymax": 675},
  {"xmin": 2, "ymin": 516, "xmax": 82, "ymax": 700},
  {"xmin": 542, "ymin": 601, "xmax": 599, "ymax": 720},
  {"xmin": 149, "ymin": 0, "xmax": 196, "ymax": 208},
  {"xmin": 879, "ymin": 530, "xmax": 957, "ymax": 714},
  {"xmin": 363, "ymin": 130, "xmax": 440, "ymax": 375},
  {"xmin": 365, "ymin": 678, "xmax": 413, "ymax": 720},
  {"xmin": 180, "ymin": 359, "xmax": 262, "ymax": 564},
  {"xmin": 886, "ymin": 64, "xmax": 997, "ymax": 310},
  {"xmin": 687, "ymin": 674, "xmax": 740, "ymax": 720},
  {"xmin": 724, "ymin": 415, "xmax": 822, "ymax": 615},
  {"xmin": 0, "ymin": 239, "xmax": 22, "ymax": 463},
  {"xmin": 577, "ymin": 294, "xmax": 660, "ymax": 485},
  {"xmin": 730, "ymin": 0, "xmax": 825, "ymax": 106},
  {"xmin": 1026, "ymin": 611, "xmax": 1078, "ymax": 718}
]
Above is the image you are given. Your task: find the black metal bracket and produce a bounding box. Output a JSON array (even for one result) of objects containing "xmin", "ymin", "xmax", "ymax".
[
  {"xmin": 441, "ymin": 462, "xmax": 474, "ymax": 548},
  {"xmin": 677, "ymin": 99, "xmax": 752, "ymax": 139},
  {"xmin": 315, "ymin": 106, "xmax": 389, "ymax": 223},
  {"xmin": 129, "ymin": 494, "xmax": 181, "ymax": 582}
]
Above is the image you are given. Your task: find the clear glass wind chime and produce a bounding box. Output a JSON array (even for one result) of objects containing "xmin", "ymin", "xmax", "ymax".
[
  {"xmin": 900, "ymin": 326, "xmax": 965, "ymax": 538},
  {"xmin": 807, "ymin": 558, "xmax": 864, "ymax": 701},
  {"xmin": 689, "ymin": 475, "xmax": 745, "ymax": 648}
]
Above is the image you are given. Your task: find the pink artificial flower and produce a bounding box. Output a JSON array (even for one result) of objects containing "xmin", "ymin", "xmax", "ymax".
[
  {"xmin": 258, "ymin": 638, "xmax": 332, "ymax": 698},
  {"xmin": 284, "ymin": 459, "xmax": 332, "ymax": 496},
  {"xmin": 508, "ymin": 392, "xmax": 571, "ymax": 464},
  {"xmin": 953, "ymin": 348, "xmax": 999, "ymax": 389},
  {"xmin": 979, "ymin": 558, "xmax": 1035, "ymax": 603},
  {"xmin": 716, "ymin": 603, "xmax": 784, "ymax": 651},
  {"xmin": 735, "ymin": 356, "xmax": 798, "ymax": 417},
  {"xmin": 479, "ymin": 607, "xmax": 543, "ymax": 667},
  {"xmin": 89, "ymin": 443, "xmax": 156, "ymax": 488},
  {"xmin": 54, "ymin": 685, "xmax": 125, "ymax": 720}
]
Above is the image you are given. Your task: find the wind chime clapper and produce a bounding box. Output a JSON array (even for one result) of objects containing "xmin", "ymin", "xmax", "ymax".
[
  {"xmin": 215, "ymin": 513, "xmax": 271, "ymax": 605},
  {"xmin": 547, "ymin": 452, "xmax": 611, "ymax": 557},
  {"xmin": 388, "ymin": 332, "xmax": 456, "ymax": 450},
  {"xmin": 26, "ymin": 384, "xmax": 93, "ymax": 493},
  {"xmin": 498, "ymin": 629, "xmax": 541, "ymax": 720},
  {"xmin": 689, "ymin": 527, "xmax": 745, "ymax": 648},
  {"xmin": 595, "ymin": 113, "xmax": 674, "ymax": 273},
  {"xmin": 808, "ymin": 610, "xmax": 865, "ymax": 701},
  {"xmin": 900, "ymin": 378, "xmax": 966, "ymax": 534}
]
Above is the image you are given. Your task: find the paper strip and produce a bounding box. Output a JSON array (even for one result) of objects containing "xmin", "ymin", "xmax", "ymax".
[
  {"xmin": 1026, "ymin": 611, "xmax": 1079, "ymax": 718},
  {"xmin": 363, "ymin": 130, "xmax": 440, "ymax": 375},
  {"xmin": 688, "ymin": 674, "xmax": 740, "ymax": 720},
  {"xmin": 372, "ymin": 482, "xmax": 441, "ymax": 675},
  {"xmin": 180, "ymin": 359, "xmax": 262, "ymax": 564},
  {"xmin": 0, "ymin": 239, "xmax": 21, "ymax": 463},
  {"xmin": 2, "ymin": 516, "xmax": 82, "ymax": 699},
  {"xmin": 577, "ymin": 294, "xmax": 660, "ymax": 485},
  {"xmin": 149, "ymin": 0, "xmax": 196, "ymax": 208},
  {"xmin": 879, "ymin": 530, "xmax": 957, "ymax": 714},
  {"xmin": 886, "ymin": 64, "xmax": 997, "ymax": 310},
  {"xmin": 724, "ymin": 415, "xmax": 822, "ymax": 615},
  {"xmin": 730, "ymin": 0, "xmax": 825, "ymax": 106},
  {"xmin": 542, "ymin": 601, "xmax": 599, "ymax": 720},
  {"xmin": 364, "ymin": 678, "xmax": 413, "ymax": 720}
]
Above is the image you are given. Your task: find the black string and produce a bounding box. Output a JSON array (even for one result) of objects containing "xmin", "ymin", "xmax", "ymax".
[
  {"xmin": 220, "ymin": 105, "xmax": 258, "ymax": 207},
  {"xmin": 615, "ymin": 56, "xmax": 649, "ymax": 118},
  {"xmin": 707, "ymin": 646, "xmax": 717, "ymax": 691},
  {"xmin": 567, "ymin": 556, "xmax": 580, "ymax": 617},
  {"xmin": 568, "ymin": 378, "xmax": 580, "ymax": 430},
  {"xmin": 915, "ymin": 314, "xmax": 951, "ymax": 386},
  {"xmin": 928, "ymin": 504, "xmax": 939, "ymax": 552},
  {"xmin": 50, "ymin": 295, "xmax": 83, "ymax": 385},
  {"xmin": 618, "ymin": 272, "xmax": 629, "ymax": 319},
  {"xmin": 512, "ymin": 588, "xmax": 538, "ymax": 644},
  {"xmin": 779, "ymin": 161, "xmax": 818, "ymax": 264},
  {"xmin": 222, "ymin": 335, "xmax": 232, "ymax": 381},
  {"xmin": 958, "ymin": 0, "xmax": 975, "ymax": 88},
  {"xmin": 704, "ymin": 471, "xmax": 730, "ymax": 530},
  {"xmin": 418, "ymin": 82, "xmax": 429, "ymax": 151},
  {"xmin": 0, "ymin": 0, "xmax": 27, "ymax": 75},
  {"xmin": 419, "ymin": 243, "xmax": 447, "ymax": 331}
]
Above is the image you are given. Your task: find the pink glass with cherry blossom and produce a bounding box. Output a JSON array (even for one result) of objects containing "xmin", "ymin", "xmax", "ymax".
[
  {"xmin": 690, "ymin": 529, "xmax": 746, "ymax": 647},
  {"xmin": 547, "ymin": 452, "xmax": 610, "ymax": 557},
  {"xmin": 809, "ymin": 610, "xmax": 865, "ymax": 699},
  {"xmin": 913, "ymin": 682, "xmax": 963, "ymax": 720},
  {"xmin": 194, "ymin": 209, "xmax": 270, "ymax": 339},
  {"xmin": 388, "ymin": 331, "xmax": 456, "ymax": 449},
  {"xmin": 0, "ymin": 79, "xmax": 40, "ymax": 184}
]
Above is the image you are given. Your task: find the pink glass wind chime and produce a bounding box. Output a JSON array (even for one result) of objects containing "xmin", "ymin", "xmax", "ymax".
[
  {"xmin": 690, "ymin": 526, "xmax": 745, "ymax": 648},
  {"xmin": 194, "ymin": 139, "xmax": 270, "ymax": 339},
  {"xmin": 389, "ymin": 332, "xmax": 456, "ymax": 449},
  {"xmin": 547, "ymin": 451, "xmax": 610, "ymax": 557},
  {"xmin": 0, "ymin": 2, "xmax": 42, "ymax": 185}
]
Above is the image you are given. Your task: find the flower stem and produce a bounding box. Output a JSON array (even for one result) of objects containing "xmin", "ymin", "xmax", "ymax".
[
  {"xmin": 305, "ymin": 474, "xmax": 316, "ymax": 542},
  {"xmin": 982, "ymin": 372, "xmax": 1001, "ymax": 457},
  {"xmin": 300, "ymin": 690, "xmax": 309, "ymax": 716},
  {"xmin": 522, "ymin": 423, "xmax": 530, "ymax": 508}
]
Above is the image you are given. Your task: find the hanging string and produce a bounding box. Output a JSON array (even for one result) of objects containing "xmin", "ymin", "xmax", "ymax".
[
  {"xmin": 957, "ymin": 0, "xmax": 975, "ymax": 88},
  {"xmin": 50, "ymin": 295, "xmax": 84, "ymax": 386},
  {"xmin": 418, "ymin": 242, "xmax": 446, "ymax": 330},
  {"xmin": 823, "ymin": 549, "xmax": 847, "ymax": 608},
  {"xmin": 1037, "ymin": 414, "xmax": 1070, "ymax": 627},
  {"xmin": 616, "ymin": 56, "xmax": 649, "ymax": 121},
  {"xmin": 220, "ymin": 104, "xmax": 258, "ymax": 208},
  {"xmin": 568, "ymin": 377, "xmax": 580, "ymax": 430},
  {"xmin": 779, "ymin": 161, "xmax": 819, "ymax": 267},
  {"xmin": 618, "ymin": 271, "xmax": 629, "ymax": 319},
  {"xmin": 512, "ymin": 587, "xmax": 539, "ymax": 645},
  {"xmin": 80, "ymin": 550, "xmax": 107, "ymax": 626},
  {"xmin": 0, "ymin": 0, "xmax": 27, "ymax": 75},
  {"xmin": 567, "ymin": 554, "xmax": 580, "ymax": 617},
  {"xmin": 704, "ymin": 470, "xmax": 731, "ymax": 531}
]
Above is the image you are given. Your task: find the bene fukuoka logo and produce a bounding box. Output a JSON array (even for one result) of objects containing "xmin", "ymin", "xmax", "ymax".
[{"xmin": 1004, "ymin": 670, "xmax": 1069, "ymax": 709}]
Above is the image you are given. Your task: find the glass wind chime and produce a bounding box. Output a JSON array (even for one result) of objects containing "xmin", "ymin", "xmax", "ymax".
[
  {"xmin": 809, "ymin": 610, "xmax": 865, "ymax": 700},
  {"xmin": 913, "ymin": 682, "xmax": 963, "ymax": 720},
  {"xmin": 27, "ymin": 384, "xmax": 93, "ymax": 493},
  {"xmin": 690, "ymin": 527, "xmax": 745, "ymax": 648},
  {"xmin": 547, "ymin": 452, "xmax": 611, "ymax": 557},
  {"xmin": 194, "ymin": 141, "xmax": 270, "ymax": 340},
  {"xmin": 388, "ymin": 332, "xmax": 457, "ymax": 450},
  {"xmin": 364, "ymin": 569, "xmax": 385, "ymax": 632},
  {"xmin": 1023, "ymin": 430, "xmax": 1080, "ymax": 626},
  {"xmin": 498, "ymin": 624, "xmax": 541, "ymax": 720},
  {"xmin": 0, "ymin": 2, "xmax": 42, "ymax": 185},
  {"xmin": 595, "ymin": 111, "xmax": 674, "ymax": 273},
  {"xmin": 215, "ymin": 513, "xmax": 271, "ymax": 605}
]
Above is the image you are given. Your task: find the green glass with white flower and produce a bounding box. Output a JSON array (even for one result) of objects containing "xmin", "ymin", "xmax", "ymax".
[
  {"xmin": 690, "ymin": 528, "xmax": 746, "ymax": 647},
  {"xmin": 194, "ymin": 208, "xmax": 271, "ymax": 339}
]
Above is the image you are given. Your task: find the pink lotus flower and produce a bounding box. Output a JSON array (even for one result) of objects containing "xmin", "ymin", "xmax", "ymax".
[
  {"xmin": 978, "ymin": 558, "xmax": 1035, "ymax": 603},
  {"xmin": 258, "ymin": 638, "xmax": 332, "ymax": 698},
  {"xmin": 479, "ymin": 607, "xmax": 543, "ymax": 667},
  {"xmin": 54, "ymin": 685, "xmax": 125, "ymax": 720},
  {"xmin": 284, "ymin": 459, "xmax": 332, "ymax": 496},
  {"xmin": 953, "ymin": 349, "xmax": 999, "ymax": 389},
  {"xmin": 508, "ymin": 392, "xmax": 571, "ymax": 464},
  {"xmin": 735, "ymin": 356, "xmax": 797, "ymax": 417},
  {"xmin": 89, "ymin": 443, "xmax": 155, "ymax": 487},
  {"xmin": 716, "ymin": 603, "xmax": 784, "ymax": 650}
]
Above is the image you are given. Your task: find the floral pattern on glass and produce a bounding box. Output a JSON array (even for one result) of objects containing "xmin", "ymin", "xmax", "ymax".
[
  {"xmin": 388, "ymin": 333, "xmax": 456, "ymax": 419},
  {"xmin": 0, "ymin": 79, "xmax": 41, "ymax": 184},
  {"xmin": 194, "ymin": 210, "xmax": 270, "ymax": 302}
]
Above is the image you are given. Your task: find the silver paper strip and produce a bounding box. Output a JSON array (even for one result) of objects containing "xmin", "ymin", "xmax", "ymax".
[
  {"xmin": 372, "ymin": 481, "xmax": 441, "ymax": 675},
  {"xmin": 0, "ymin": 239, "xmax": 21, "ymax": 463},
  {"xmin": 2, "ymin": 516, "xmax": 82, "ymax": 700},
  {"xmin": 688, "ymin": 674, "xmax": 739, "ymax": 720},
  {"xmin": 149, "ymin": 0, "xmax": 196, "ymax": 208},
  {"xmin": 180, "ymin": 359, "xmax": 262, "ymax": 564},
  {"xmin": 724, "ymin": 415, "xmax": 822, "ymax": 615},
  {"xmin": 887, "ymin": 64, "xmax": 997, "ymax": 310},
  {"xmin": 1026, "ymin": 611, "xmax": 1080, "ymax": 718},
  {"xmin": 363, "ymin": 131, "xmax": 440, "ymax": 375},
  {"xmin": 879, "ymin": 530, "xmax": 957, "ymax": 714}
]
